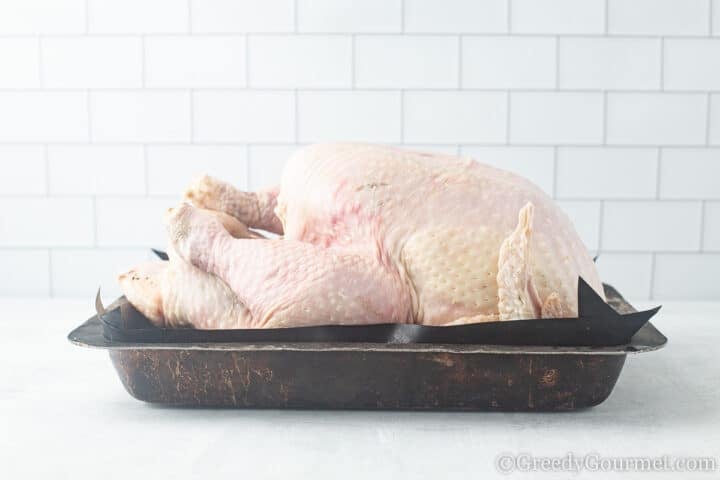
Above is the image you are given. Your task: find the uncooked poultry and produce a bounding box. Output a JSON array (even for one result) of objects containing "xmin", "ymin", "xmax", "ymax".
[{"xmin": 119, "ymin": 143, "xmax": 604, "ymax": 329}]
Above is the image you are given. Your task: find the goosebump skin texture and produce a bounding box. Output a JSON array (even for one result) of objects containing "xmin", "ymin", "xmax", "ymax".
[{"xmin": 120, "ymin": 143, "xmax": 603, "ymax": 329}]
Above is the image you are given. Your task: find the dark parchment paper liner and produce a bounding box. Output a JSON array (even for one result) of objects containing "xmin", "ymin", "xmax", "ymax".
[{"xmin": 96, "ymin": 277, "xmax": 660, "ymax": 347}]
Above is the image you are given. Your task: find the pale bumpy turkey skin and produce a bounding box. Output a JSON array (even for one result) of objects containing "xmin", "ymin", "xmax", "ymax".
[{"xmin": 119, "ymin": 143, "xmax": 604, "ymax": 329}]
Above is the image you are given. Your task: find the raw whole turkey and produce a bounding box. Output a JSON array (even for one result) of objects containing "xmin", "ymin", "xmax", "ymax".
[{"xmin": 119, "ymin": 143, "xmax": 604, "ymax": 329}]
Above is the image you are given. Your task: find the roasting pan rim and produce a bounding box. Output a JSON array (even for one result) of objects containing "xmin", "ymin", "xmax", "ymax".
[{"xmin": 68, "ymin": 315, "xmax": 666, "ymax": 355}]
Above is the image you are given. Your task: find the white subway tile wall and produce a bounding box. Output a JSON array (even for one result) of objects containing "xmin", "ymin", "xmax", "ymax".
[
  {"xmin": 145, "ymin": 36, "xmax": 247, "ymax": 88},
  {"xmin": 705, "ymin": 202, "xmax": 720, "ymax": 250},
  {"xmin": 0, "ymin": 146, "xmax": 46, "ymax": 194},
  {"xmin": 297, "ymin": 0, "xmax": 402, "ymax": 33},
  {"xmin": 608, "ymin": 0, "xmax": 710, "ymax": 36},
  {"xmin": 403, "ymin": 91, "xmax": 506, "ymax": 143},
  {"xmin": 0, "ymin": 198, "xmax": 95, "ymax": 247},
  {"xmin": 0, "ymin": 0, "xmax": 86, "ymax": 35},
  {"xmin": 556, "ymin": 201, "xmax": 602, "ymax": 252},
  {"xmin": 510, "ymin": 92, "xmax": 604, "ymax": 144},
  {"xmin": 462, "ymin": 37, "xmax": 556, "ymax": 89},
  {"xmin": 355, "ymin": 36, "xmax": 458, "ymax": 88},
  {"xmin": 42, "ymin": 37, "xmax": 143, "ymax": 88},
  {"xmin": 297, "ymin": 91, "xmax": 402, "ymax": 143},
  {"xmin": 191, "ymin": 0, "xmax": 295, "ymax": 33},
  {"xmin": 146, "ymin": 146, "xmax": 248, "ymax": 195},
  {"xmin": 88, "ymin": 0, "xmax": 188, "ymax": 34},
  {"xmin": 193, "ymin": 90, "xmax": 295, "ymax": 142},
  {"xmin": 595, "ymin": 254, "xmax": 654, "ymax": 299},
  {"xmin": 0, "ymin": 250, "xmax": 51, "ymax": 296},
  {"xmin": 711, "ymin": 95, "xmax": 720, "ymax": 144},
  {"xmin": 558, "ymin": 38, "xmax": 661, "ymax": 90},
  {"xmin": 663, "ymin": 39, "xmax": 720, "ymax": 90},
  {"xmin": 605, "ymin": 93, "xmax": 708, "ymax": 145},
  {"xmin": 602, "ymin": 201, "xmax": 703, "ymax": 251},
  {"xmin": 0, "ymin": 92, "xmax": 88, "ymax": 141},
  {"xmin": 0, "ymin": 39, "xmax": 41, "ymax": 88},
  {"xmin": 50, "ymin": 248, "xmax": 150, "ymax": 297},
  {"xmin": 248, "ymin": 35, "xmax": 352, "ymax": 88},
  {"xmin": 405, "ymin": 0, "xmax": 507, "ymax": 33},
  {"xmin": 0, "ymin": 0, "xmax": 717, "ymax": 300},
  {"xmin": 460, "ymin": 146, "xmax": 555, "ymax": 195},
  {"xmin": 95, "ymin": 197, "xmax": 175, "ymax": 247},
  {"xmin": 48, "ymin": 146, "xmax": 146, "ymax": 195},
  {"xmin": 511, "ymin": 0, "xmax": 605, "ymax": 34},
  {"xmin": 90, "ymin": 91, "xmax": 191, "ymax": 142}
]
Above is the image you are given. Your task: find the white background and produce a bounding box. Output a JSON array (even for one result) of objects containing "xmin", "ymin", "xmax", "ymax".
[{"xmin": 0, "ymin": 0, "xmax": 719, "ymax": 300}]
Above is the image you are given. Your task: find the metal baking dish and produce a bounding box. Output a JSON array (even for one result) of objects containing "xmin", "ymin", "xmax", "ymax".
[{"xmin": 68, "ymin": 284, "xmax": 666, "ymax": 411}]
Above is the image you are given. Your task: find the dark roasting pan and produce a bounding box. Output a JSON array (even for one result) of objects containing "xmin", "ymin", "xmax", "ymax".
[{"xmin": 68, "ymin": 283, "xmax": 666, "ymax": 411}]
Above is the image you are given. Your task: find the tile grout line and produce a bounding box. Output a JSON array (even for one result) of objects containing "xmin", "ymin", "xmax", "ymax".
[
  {"xmin": 0, "ymin": 193, "xmax": 180, "ymax": 200},
  {"xmin": 659, "ymin": 37, "xmax": 665, "ymax": 90},
  {"xmin": 604, "ymin": 0, "xmax": 609, "ymax": 34},
  {"xmin": 505, "ymin": 92, "xmax": 511, "ymax": 144},
  {"xmin": 293, "ymin": 0, "xmax": 298, "ymax": 33},
  {"xmin": 84, "ymin": 0, "xmax": 89, "ymax": 34},
  {"xmin": 293, "ymin": 89, "xmax": 299, "ymax": 143},
  {"xmin": 48, "ymin": 248, "xmax": 54, "ymax": 298},
  {"xmin": 2, "ymin": 141, "xmax": 720, "ymax": 149},
  {"xmin": 400, "ymin": 0, "xmax": 405, "ymax": 33},
  {"xmin": 597, "ymin": 199, "xmax": 605, "ymax": 252},
  {"xmin": 44, "ymin": 144, "xmax": 50, "ymax": 195},
  {"xmin": 141, "ymin": 35, "xmax": 146, "ymax": 88},
  {"xmin": 400, "ymin": 90, "xmax": 405, "ymax": 143},
  {"xmin": 187, "ymin": 0, "xmax": 193, "ymax": 33},
  {"xmin": 554, "ymin": 37, "xmax": 560, "ymax": 89},
  {"xmin": 3, "ymin": 32, "xmax": 720, "ymax": 39},
  {"xmin": 700, "ymin": 200, "xmax": 707, "ymax": 251},
  {"xmin": 0, "ymin": 140, "xmax": 717, "ymax": 149},
  {"xmin": 92, "ymin": 195, "xmax": 98, "ymax": 248},
  {"xmin": 86, "ymin": 90, "xmax": 93, "ymax": 143},
  {"xmin": 655, "ymin": 148, "xmax": 662, "ymax": 199},
  {"xmin": 602, "ymin": 91, "xmax": 608, "ymax": 144},
  {"xmin": 351, "ymin": 35, "xmax": 356, "ymax": 89},
  {"xmin": 37, "ymin": 36, "xmax": 44, "ymax": 88},
  {"xmin": 655, "ymin": 37, "xmax": 663, "ymax": 90},
  {"xmin": 245, "ymin": 145, "xmax": 252, "ymax": 190},
  {"xmin": 189, "ymin": 90, "xmax": 195, "ymax": 143},
  {"xmin": 649, "ymin": 252, "xmax": 657, "ymax": 300},
  {"xmin": 709, "ymin": 0, "xmax": 714, "ymax": 35},
  {"xmin": 143, "ymin": 145, "xmax": 149, "ymax": 196},
  {"xmin": 457, "ymin": 35, "xmax": 462, "ymax": 88},
  {"xmin": 552, "ymin": 146, "xmax": 558, "ymax": 199},
  {"xmin": 2, "ymin": 86, "xmax": 718, "ymax": 94},
  {"xmin": 706, "ymin": 93, "xmax": 712, "ymax": 145},
  {"xmin": 245, "ymin": 34, "xmax": 250, "ymax": 87},
  {"xmin": 506, "ymin": 0, "xmax": 512, "ymax": 32}
]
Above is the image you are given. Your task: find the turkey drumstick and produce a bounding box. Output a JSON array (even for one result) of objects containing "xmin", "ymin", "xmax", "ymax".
[
  {"xmin": 184, "ymin": 175, "xmax": 284, "ymax": 235},
  {"xmin": 166, "ymin": 204, "xmax": 413, "ymax": 328},
  {"xmin": 118, "ymin": 209, "xmax": 259, "ymax": 328}
]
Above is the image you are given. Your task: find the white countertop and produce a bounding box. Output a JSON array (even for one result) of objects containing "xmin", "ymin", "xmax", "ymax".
[{"xmin": 1, "ymin": 298, "xmax": 719, "ymax": 480}]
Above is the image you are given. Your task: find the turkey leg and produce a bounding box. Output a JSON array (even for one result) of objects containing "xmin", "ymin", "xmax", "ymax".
[
  {"xmin": 118, "ymin": 207, "xmax": 260, "ymax": 328},
  {"xmin": 166, "ymin": 204, "xmax": 413, "ymax": 328}
]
